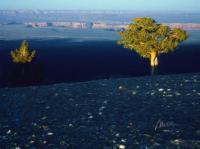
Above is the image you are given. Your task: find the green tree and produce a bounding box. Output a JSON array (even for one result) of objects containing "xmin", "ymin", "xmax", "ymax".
[
  {"xmin": 11, "ymin": 40, "xmax": 36, "ymax": 63},
  {"xmin": 118, "ymin": 17, "xmax": 188, "ymax": 72}
]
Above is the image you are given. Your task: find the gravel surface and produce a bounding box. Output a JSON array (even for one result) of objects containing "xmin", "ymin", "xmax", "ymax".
[{"xmin": 0, "ymin": 73, "xmax": 200, "ymax": 148}]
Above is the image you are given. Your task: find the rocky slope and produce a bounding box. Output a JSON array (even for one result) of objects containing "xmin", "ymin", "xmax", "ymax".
[{"xmin": 0, "ymin": 73, "xmax": 200, "ymax": 148}]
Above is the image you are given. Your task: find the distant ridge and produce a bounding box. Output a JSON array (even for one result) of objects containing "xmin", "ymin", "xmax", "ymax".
[{"xmin": 0, "ymin": 10, "xmax": 200, "ymax": 23}]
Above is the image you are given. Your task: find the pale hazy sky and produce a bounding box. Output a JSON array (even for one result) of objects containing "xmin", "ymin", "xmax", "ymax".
[{"xmin": 0, "ymin": 0, "xmax": 199, "ymax": 12}]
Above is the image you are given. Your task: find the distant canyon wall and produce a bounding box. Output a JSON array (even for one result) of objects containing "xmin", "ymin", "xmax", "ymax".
[{"xmin": 24, "ymin": 22, "xmax": 200, "ymax": 30}]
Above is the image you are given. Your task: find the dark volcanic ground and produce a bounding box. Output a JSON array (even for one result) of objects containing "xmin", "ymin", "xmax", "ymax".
[{"xmin": 0, "ymin": 73, "xmax": 200, "ymax": 148}]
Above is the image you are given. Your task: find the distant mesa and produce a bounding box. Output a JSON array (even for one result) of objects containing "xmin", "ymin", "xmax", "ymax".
[
  {"xmin": 164, "ymin": 23, "xmax": 200, "ymax": 30},
  {"xmin": 24, "ymin": 21, "xmax": 128, "ymax": 30},
  {"xmin": 92, "ymin": 22, "xmax": 127, "ymax": 30},
  {"xmin": 25, "ymin": 22, "xmax": 49, "ymax": 28},
  {"xmin": 24, "ymin": 21, "xmax": 200, "ymax": 30}
]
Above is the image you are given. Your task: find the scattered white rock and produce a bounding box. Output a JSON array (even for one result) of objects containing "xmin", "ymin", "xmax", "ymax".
[
  {"xmin": 118, "ymin": 86, "xmax": 123, "ymax": 90},
  {"xmin": 31, "ymin": 134, "xmax": 36, "ymax": 138},
  {"xmin": 158, "ymin": 88, "xmax": 164, "ymax": 92},
  {"xmin": 115, "ymin": 133, "xmax": 120, "ymax": 137},
  {"xmin": 103, "ymin": 100, "xmax": 108, "ymax": 104},
  {"xmin": 132, "ymin": 91, "xmax": 137, "ymax": 95},
  {"xmin": 68, "ymin": 124, "xmax": 73, "ymax": 127},
  {"xmin": 171, "ymin": 139, "xmax": 183, "ymax": 145},
  {"xmin": 175, "ymin": 92, "xmax": 181, "ymax": 96},
  {"xmin": 89, "ymin": 115, "xmax": 93, "ymax": 119},
  {"xmin": 99, "ymin": 106, "xmax": 105, "ymax": 111},
  {"xmin": 30, "ymin": 140, "xmax": 35, "ymax": 144},
  {"xmin": 151, "ymin": 92, "xmax": 155, "ymax": 96},
  {"xmin": 41, "ymin": 116, "xmax": 47, "ymax": 120},
  {"xmin": 121, "ymin": 139, "xmax": 126, "ymax": 143},
  {"xmin": 6, "ymin": 130, "xmax": 11, "ymax": 135},
  {"xmin": 47, "ymin": 132, "xmax": 54, "ymax": 136}
]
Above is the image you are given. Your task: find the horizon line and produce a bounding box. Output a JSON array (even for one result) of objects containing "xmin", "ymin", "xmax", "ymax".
[{"xmin": 0, "ymin": 9, "xmax": 199, "ymax": 13}]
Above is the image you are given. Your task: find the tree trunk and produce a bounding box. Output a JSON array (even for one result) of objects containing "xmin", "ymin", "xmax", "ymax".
[
  {"xmin": 150, "ymin": 51, "xmax": 158, "ymax": 75},
  {"xmin": 150, "ymin": 51, "xmax": 158, "ymax": 67}
]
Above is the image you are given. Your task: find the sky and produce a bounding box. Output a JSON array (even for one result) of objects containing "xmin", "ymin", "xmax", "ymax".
[{"xmin": 0, "ymin": 0, "xmax": 199, "ymax": 12}]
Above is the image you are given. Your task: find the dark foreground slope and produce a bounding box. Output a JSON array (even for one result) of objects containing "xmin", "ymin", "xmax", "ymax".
[{"xmin": 0, "ymin": 73, "xmax": 200, "ymax": 148}]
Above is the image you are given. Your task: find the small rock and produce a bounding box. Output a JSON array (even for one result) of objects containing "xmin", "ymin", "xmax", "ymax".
[
  {"xmin": 45, "ymin": 106, "xmax": 50, "ymax": 109},
  {"xmin": 6, "ymin": 130, "xmax": 11, "ymax": 135},
  {"xmin": 158, "ymin": 88, "xmax": 164, "ymax": 92},
  {"xmin": 30, "ymin": 140, "xmax": 35, "ymax": 144},
  {"xmin": 68, "ymin": 124, "xmax": 73, "ymax": 127},
  {"xmin": 31, "ymin": 134, "xmax": 36, "ymax": 138},
  {"xmin": 47, "ymin": 132, "xmax": 54, "ymax": 136},
  {"xmin": 89, "ymin": 115, "xmax": 93, "ymax": 119},
  {"xmin": 41, "ymin": 116, "xmax": 47, "ymax": 120},
  {"xmin": 43, "ymin": 140, "xmax": 47, "ymax": 144},
  {"xmin": 171, "ymin": 139, "xmax": 183, "ymax": 145},
  {"xmin": 175, "ymin": 92, "xmax": 181, "ymax": 96},
  {"xmin": 99, "ymin": 106, "xmax": 105, "ymax": 111},
  {"xmin": 151, "ymin": 92, "xmax": 155, "ymax": 96},
  {"xmin": 121, "ymin": 139, "xmax": 126, "ymax": 143},
  {"xmin": 132, "ymin": 91, "xmax": 137, "ymax": 95},
  {"xmin": 115, "ymin": 133, "xmax": 120, "ymax": 137},
  {"xmin": 118, "ymin": 86, "xmax": 124, "ymax": 90},
  {"xmin": 103, "ymin": 100, "xmax": 108, "ymax": 104}
]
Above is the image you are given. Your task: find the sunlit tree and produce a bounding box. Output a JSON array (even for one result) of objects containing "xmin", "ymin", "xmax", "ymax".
[
  {"xmin": 118, "ymin": 17, "xmax": 188, "ymax": 72},
  {"xmin": 11, "ymin": 40, "xmax": 36, "ymax": 63}
]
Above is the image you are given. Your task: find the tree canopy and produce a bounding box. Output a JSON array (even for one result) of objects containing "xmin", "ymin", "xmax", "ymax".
[
  {"xmin": 118, "ymin": 17, "xmax": 188, "ymax": 63},
  {"xmin": 11, "ymin": 40, "xmax": 36, "ymax": 63}
]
